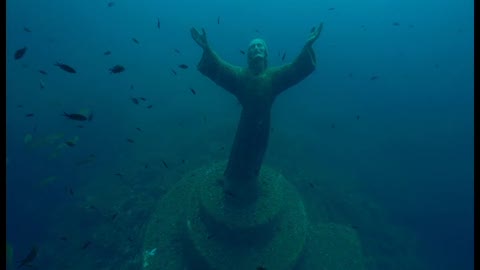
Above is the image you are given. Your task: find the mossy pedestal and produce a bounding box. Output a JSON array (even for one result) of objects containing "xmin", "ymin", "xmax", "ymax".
[{"xmin": 142, "ymin": 161, "xmax": 366, "ymax": 270}]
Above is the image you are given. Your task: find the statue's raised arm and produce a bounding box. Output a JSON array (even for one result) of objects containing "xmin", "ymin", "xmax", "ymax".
[
  {"xmin": 190, "ymin": 27, "xmax": 243, "ymax": 98},
  {"xmin": 271, "ymin": 23, "xmax": 324, "ymax": 96}
]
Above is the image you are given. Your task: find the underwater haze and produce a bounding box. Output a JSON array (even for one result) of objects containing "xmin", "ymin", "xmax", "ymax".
[{"xmin": 6, "ymin": 0, "xmax": 473, "ymax": 270}]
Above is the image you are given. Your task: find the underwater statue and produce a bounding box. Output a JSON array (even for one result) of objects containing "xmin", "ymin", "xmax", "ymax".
[{"xmin": 191, "ymin": 24, "xmax": 323, "ymax": 203}]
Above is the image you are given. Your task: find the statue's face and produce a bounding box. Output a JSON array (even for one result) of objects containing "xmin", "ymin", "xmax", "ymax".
[{"xmin": 248, "ymin": 39, "xmax": 267, "ymax": 61}]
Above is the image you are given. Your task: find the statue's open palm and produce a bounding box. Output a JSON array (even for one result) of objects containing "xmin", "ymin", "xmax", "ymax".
[
  {"xmin": 306, "ymin": 23, "xmax": 323, "ymax": 47},
  {"xmin": 190, "ymin": 27, "xmax": 208, "ymax": 49}
]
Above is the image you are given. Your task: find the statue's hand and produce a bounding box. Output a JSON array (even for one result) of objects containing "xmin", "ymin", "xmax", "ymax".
[
  {"xmin": 306, "ymin": 22, "xmax": 323, "ymax": 48},
  {"xmin": 190, "ymin": 27, "xmax": 209, "ymax": 49}
]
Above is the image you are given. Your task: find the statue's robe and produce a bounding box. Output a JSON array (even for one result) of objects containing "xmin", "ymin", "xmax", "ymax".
[{"xmin": 197, "ymin": 45, "xmax": 316, "ymax": 198}]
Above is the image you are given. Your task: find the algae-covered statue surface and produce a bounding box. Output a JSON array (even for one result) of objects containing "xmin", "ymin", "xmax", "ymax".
[{"xmin": 191, "ymin": 24, "xmax": 323, "ymax": 203}]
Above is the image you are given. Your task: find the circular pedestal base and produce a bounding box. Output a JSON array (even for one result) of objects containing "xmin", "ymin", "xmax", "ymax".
[{"xmin": 142, "ymin": 161, "xmax": 366, "ymax": 270}]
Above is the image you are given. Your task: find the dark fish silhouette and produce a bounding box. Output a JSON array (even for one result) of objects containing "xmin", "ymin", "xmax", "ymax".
[
  {"xmin": 127, "ymin": 138, "xmax": 134, "ymax": 143},
  {"xmin": 132, "ymin": 38, "xmax": 139, "ymax": 44},
  {"xmin": 392, "ymin": 22, "xmax": 400, "ymax": 26},
  {"xmin": 281, "ymin": 52, "xmax": 286, "ymax": 61},
  {"xmin": 240, "ymin": 50, "xmax": 245, "ymax": 55},
  {"xmin": 111, "ymin": 213, "xmax": 118, "ymax": 220},
  {"xmin": 136, "ymin": 127, "xmax": 142, "ymax": 132},
  {"xmin": 139, "ymin": 97, "xmax": 146, "ymax": 101},
  {"xmin": 107, "ymin": 1, "xmax": 115, "ymax": 7},
  {"xmin": 103, "ymin": 50, "xmax": 111, "ymax": 55},
  {"xmin": 109, "ymin": 65, "xmax": 125, "ymax": 73},
  {"xmin": 63, "ymin": 112, "xmax": 88, "ymax": 121},
  {"xmin": 81, "ymin": 241, "xmax": 91, "ymax": 250},
  {"xmin": 23, "ymin": 27, "xmax": 32, "ymax": 33},
  {"xmin": 114, "ymin": 173, "xmax": 124, "ymax": 177},
  {"xmin": 356, "ymin": 114, "xmax": 360, "ymax": 120},
  {"xmin": 38, "ymin": 70, "xmax": 48, "ymax": 75},
  {"xmin": 370, "ymin": 75, "xmax": 379, "ymax": 80},
  {"xmin": 130, "ymin": 97, "xmax": 139, "ymax": 104},
  {"xmin": 162, "ymin": 160, "xmax": 169, "ymax": 168},
  {"xmin": 157, "ymin": 17, "xmax": 160, "ymax": 29},
  {"xmin": 171, "ymin": 69, "xmax": 177, "ymax": 75},
  {"xmin": 328, "ymin": 7, "xmax": 335, "ymax": 11},
  {"xmin": 25, "ymin": 113, "xmax": 34, "ymax": 117},
  {"xmin": 178, "ymin": 64, "xmax": 188, "ymax": 69},
  {"xmin": 14, "ymin": 47, "xmax": 27, "ymax": 60},
  {"xmin": 189, "ymin": 88, "xmax": 196, "ymax": 95},
  {"xmin": 146, "ymin": 105, "xmax": 153, "ymax": 109},
  {"xmin": 54, "ymin": 62, "xmax": 76, "ymax": 73},
  {"xmin": 217, "ymin": 16, "xmax": 220, "ymax": 24},
  {"xmin": 17, "ymin": 246, "xmax": 38, "ymax": 269},
  {"xmin": 174, "ymin": 48, "xmax": 181, "ymax": 54}
]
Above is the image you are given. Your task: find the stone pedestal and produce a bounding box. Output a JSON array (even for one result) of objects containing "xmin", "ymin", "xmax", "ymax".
[{"xmin": 142, "ymin": 161, "xmax": 365, "ymax": 270}]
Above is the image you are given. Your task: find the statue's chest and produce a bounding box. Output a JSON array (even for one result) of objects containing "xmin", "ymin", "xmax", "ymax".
[{"xmin": 242, "ymin": 75, "xmax": 273, "ymax": 100}]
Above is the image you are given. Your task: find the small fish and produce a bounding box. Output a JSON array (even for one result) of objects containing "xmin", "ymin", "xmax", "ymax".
[
  {"xmin": 64, "ymin": 141, "xmax": 76, "ymax": 147},
  {"xmin": 130, "ymin": 97, "xmax": 139, "ymax": 104},
  {"xmin": 370, "ymin": 75, "xmax": 379, "ymax": 80},
  {"xmin": 109, "ymin": 64, "xmax": 125, "ymax": 74},
  {"xmin": 328, "ymin": 7, "xmax": 335, "ymax": 11},
  {"xmin": 225, "ymin": 190, "xmax": 236, "ymax": 197},
  {"xmin": 171, "ymin": 69, "xmax": 177, "ymax": 75},
  {"xmin": 63, "ymin": 112, "xmax": 88, "ymax": 121},
  {"xmin": 178, "ymin": 64, "xmax": 188, "ymax": 69},
  {"xmin": 103, "ymin": 50, "xmax": 111, "ymax": 55},
  {"xmin": 255, "ymin": 29, "xmax": 260, "ymax": 33},
  {"xmin": 130, "ymin": 84, "xmax": 134, "ymax": 90},
  {"xmin": 281, "ymin": 52, "xmax": 286, "ymax": 61},
  {"xmin": 392, "ymin": 22, "xmax": 400, "ymax": 26},
  {"xmin": 310, "ymin": 26, "xmax": 316, "ymax": 33},
  {"xmin": 308, "ymin": 182, "xmax": 315, "ymax": 188},
  {"xmin": 39, "ymin": 79, "xmax": 45, "ymax": 89},
  {"xmin": 113, "ymin": 173, "xmax": 124, "ymax": 177},
  {"xmin": 111, "ymin": 213, "xmax": 118, "ymax": 220},
  {"xmin": 181, "ymin": 159, "xmax": 186, "ymax": 164},
  {"xmin": 147, "ymin": 105, "xmax": 153, "ymax": 109},
  {"xmin": 127, "ymin": 138, "xmax": 134, "ymax": 143},
  {"xmin": 217, "ymin": 16, "xmax": 220, "ymax": 24},
  {"xmin": 81, "ymin": 241, "xmax": 91, "ymax": 250},
  {"xmin": 162, "ymin": 160, "xmax": 169, "ymax": 169},
  {"xmin": 139, "ymin": 97, "xmax": 147, "ymax": 101},
  {"xmin": 157, "ymin": 17, "xmax": 160, "ymax": 29},
  {"xmin": 17, "ymin": 105, "xmax": 23, "ymax": 108},
  {"xmin": 107, "ymin": 1, "xmax": 115, "ymax": 7},
  {"xmin": 240, "ymin": 50, "xmax": 245, "ymax": 55},
  {"xmin": 348, "ymin": 72, "xmax": 353, "ymax": 78},
  {"xmin": 257, "ymin": 266, "xmax": 267, "ymax": 270},
  {"xmin": 136, "ymin": 127, "xmax": 142, "ymax": 132},
  {"xmin": 17, "ymin": 246, "xmax": 38, "ymax": 269},
  {"xmin": 59, "ymin": 236, "xmax": 68, "ymax": 241},
  {"xmin": 145, "ymin": 163, "xmax": 149, "ymax": 168},
  {"xmin": 76, "ymin": 125, "xmax": 84, "ymax": 128},
  {"xmin": 14, "ymin": 47, "xmax": 27, "ymax": 60},
  {"xmin": 356, "ymin": 115, "xmax": 360, "ymax": 120},
  {"xmin": 408, "ymin": 24, "xmax": 414, "ymax": 28},
  {"xmin": 25, "ymin": 113, "xmax": 34, "ymax": 117},
  {"xmin": 54, "ymin": 62, "xmax": 76, "ymax": 73},
  {"xmin": 69, "ymin": 188, "xmax": 74, "ymax": 196},
  {"xmin": 38, "ymin": 70, "xmax": 48, "ymax": 75},
  {"xmin": 23, "ymin": 27, "xmax": 32, "ymax": 33},
  {"xmin": 189, "ymin": 88, "xmax": 196, "ymax": 95},
  {"xmin": 132, "ymin": 38, "xmax": 139, "ymax": 44},
  {"xmin": 173, "ymin": 48, "xmax": 181, "ymax": 54}
]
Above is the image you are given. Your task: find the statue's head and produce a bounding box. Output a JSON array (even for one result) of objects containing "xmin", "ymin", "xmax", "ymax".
[{"xmin": 247, "ymin": 38, "xmax": 268, "ymax": 71}]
